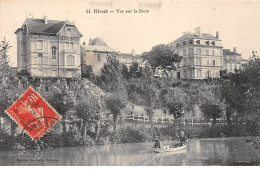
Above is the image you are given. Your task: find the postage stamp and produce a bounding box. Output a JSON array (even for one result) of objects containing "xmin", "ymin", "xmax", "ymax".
[{"xmin": 5, "ymin": 87, "xmax": 61, "ymax": 140}]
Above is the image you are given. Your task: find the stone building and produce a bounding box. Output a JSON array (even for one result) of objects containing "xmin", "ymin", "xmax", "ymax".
[
  {"xmin": 169, "ymin": 27, "xmax": 224, "ymax": 79},
  {"xmin": 223, "ymin": 47, "xmax": 247, "ymax": 74},
  {"xmin": 117, "ymin": 50, "xmax": 145, "ymax": 68},
  {"xmin": 81, "ymin": 37, "xmax": 116, "ymax": 76},
  {"xmin": 15, "ymin": 16, "xmax": 82, "ymax": 78}
]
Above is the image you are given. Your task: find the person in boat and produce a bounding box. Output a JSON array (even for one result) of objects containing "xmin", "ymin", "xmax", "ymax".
[
  {"xmin": 176, "ymin": 131, "xmax": 188, "ymax": 147},
  {"xmin": 153, "ymin": 136, "xmax": 162, "ymax": 148}
]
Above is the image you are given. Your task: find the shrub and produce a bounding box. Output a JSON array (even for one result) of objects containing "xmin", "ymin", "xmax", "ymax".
[
  {"xmin": 0, "ymin": 132, "xmax": 16, "ymax": 151},
  {"xmin": 109, "ymin": 125, "xmax": 156, "ymax": 144}
]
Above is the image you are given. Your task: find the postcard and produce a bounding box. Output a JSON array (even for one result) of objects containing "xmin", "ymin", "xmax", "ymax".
[{"xmin": 0, "ymin": 0, "xmax": 259, "ymax": 166}]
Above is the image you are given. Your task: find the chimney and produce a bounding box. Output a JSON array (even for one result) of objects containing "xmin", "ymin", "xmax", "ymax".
[
  {"xmin": 83, "ymin": 41, "xmax": 86, "ymax": 45},
  {"xmin": 89, "ymin": 38, "xmax": 92, "ymax": 45},
  {"xmin": 216, "ymin": 31, "xmax": 219, "ymax": 39},
  {"xmin": 195, "ymin": 27, "xmax": 201, "ymax": 36},
  {"xmin": 43, "ymin": 15, "xmax": 47, "ymax": 24},
  {"xmin": 233, "ymin": 47, "xmax": 237, "ymax": 53},
  {"xmin": 131, "ymin": 49, "xmax": 136, "ymax": 56}
]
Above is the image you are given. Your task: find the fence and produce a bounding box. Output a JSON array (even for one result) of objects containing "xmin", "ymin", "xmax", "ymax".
[{"xmin": 124, "ymin": 114, "xmax": 246, "ymax": 126}]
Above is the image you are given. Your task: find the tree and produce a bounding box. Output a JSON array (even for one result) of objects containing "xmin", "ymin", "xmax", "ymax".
[
  {"xmin": 142, "ymin": 44, "xmax": 182, "ymax": 77},
  {"xmin": 199, "ymin": 84, "xmax": 224, "ymax": 126},
  {"xmin": 121, "ymin": 63, "xmax": 130, "ymax": 79},
  {"xmin": 105, "ymin": 88, "xmax": 127, "ymax": 131},
  {"xmin": 46, "ymin": 84, "xmax": 71, "ymax": 135},
  {"xmin": 221, "ymin": 70, "xmax": 248, "ymax": 124},
  {"xmin": 82, "ymin": 65, "xmax": 94, "ymax": 79},
  {"xmin": 129, "ymin": 62, "xmax": 142, "ymax": 79},
  {"xmin": 0, "ymin": 38, "xmax": 21, "ymax": 135},
  {"xmin": 75, "ymin": 92, "xmax": 101, "ymax": 138},
  {"xmin": 161, "ymin": 87, "xmax": 187, "ymax": 126},
  {"xmin": 200, "ymin": 103, "xmax": 222, "ymax": 126},
  {"xmin": 222, "ymin": 54, "xmax": 260, "ymax": 130},
  {"xmin": 0, "ymin": 37, "xmax": 12, "ymax": 89},
  {"xmin": 99, "ymin": 55, "xmax": 125, "ymax": 92}
]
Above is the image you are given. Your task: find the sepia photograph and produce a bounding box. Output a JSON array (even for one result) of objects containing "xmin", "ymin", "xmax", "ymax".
[{"xmin": 0, "ymin": 0, "xmax": 259, "ymax": 166}]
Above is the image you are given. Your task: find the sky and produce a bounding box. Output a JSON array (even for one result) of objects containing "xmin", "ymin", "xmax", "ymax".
[{"xmin": 1, "ymin": 0, "xmax": 260, "ymax": 67}]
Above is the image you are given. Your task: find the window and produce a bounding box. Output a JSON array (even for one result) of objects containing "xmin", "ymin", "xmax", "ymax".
[
  {"xmin": 197, "ymin": 48, "xmax": 201, "ymax": 55},
  {"xmin": 177, "ymin": 72, "xmax": 181, "ymax": 79},
  {"xmin": 37, "ymin": 40, "xmax": 43, "ymax": 50},
  {"xmin": 190, "ymin": 70, "xmax": 193, "ymax": 78},
  {"xmin": 70, "ymin": 42, "xmax": 74, "ymax": 51},
  {"xmin": 183, "ymin": 58, "xmax": 187, "ymax": 66},
  {"xmin": 206, "ymin": 49, "xmax": 209, "ymax": 55},
  {"xmin": 197, "ymin": 69, "xmax": 202, "ymax": 77},
  {"xmin": 183, "ymin": 49, "xmax": 187, "ymax": 56},
  {"xmin": 97, "ymin": 54, "xmax": 101, "ymax": 61},
  {"xmin": 197, "ymin": 58, "xmax": 202, "ymax": 66},
  {"xmin": 51, "ymin": 47, "xmax": 57, "ymax": 59},
  {"xmin": 65, "ymin": 42, "xmax": 74, "ymax": 51},
  {"xmin": 212, "ymin": 50, "xmax": 215, "ymax": 56},
  {"xmin": 207, "ymin": 59, "xmax": 209, "ymax": 66},
  {"xmin": 213, "ymin": 60, "xmax": 216, "ymax": 67},
  {"xmin": 65, "ymin": 42, "xmax": 69, "ymax": 50},
  {"xmin": 207, "ymin": 70, "xmax": 211, "ymax": 78},
  {"xmin": 189, "ymin": 48, "xmax": 193, "ymax": 55},
  {"xmin": 67, "ymin": 55, "xmax": 75, "ymax": 66},
  {"xmin": 38, "ymin": 53, "xmax": 43, "ymax": 64}
]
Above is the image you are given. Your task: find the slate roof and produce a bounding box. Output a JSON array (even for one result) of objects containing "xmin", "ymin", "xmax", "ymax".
[
  {"xmin": 14, "ymin": 18, "xmax": 76, "ymax": 35},
  {"xmin": 88, "ymin": 37, "xmax": 108, "ymax": 46},
  {"xmin": 169, "ymin": 32, "xmax": 218, "ymax": 44},
  {"xmin": 223, "ymin": 49, "xmax": 241, "ymax": 55},
  {"xmin": 81, "ymin": 37, "xmax": 116, "ymax": 53}
]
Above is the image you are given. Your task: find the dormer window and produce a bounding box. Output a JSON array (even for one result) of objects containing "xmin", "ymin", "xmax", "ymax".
[{"xmin": 51, "ymin": 46, "xmax": 57, "ymax": 59}]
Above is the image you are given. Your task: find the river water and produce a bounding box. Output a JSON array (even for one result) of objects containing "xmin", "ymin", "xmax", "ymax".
[{"xmin": 0, "ymin": 137, "xmax": 259, "ymax": 166}]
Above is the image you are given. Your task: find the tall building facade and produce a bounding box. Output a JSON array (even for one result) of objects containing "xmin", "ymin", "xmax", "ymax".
[
  {"xmin": 223, "ymin": 47, "xmax": 246, "ymax": 74},
  {"xmin": 15, "ymin": 16, "xmax": 82, "ymax": 78},
  {"xmin": 169, "ymin": 27, "xmax": 224, "ymax": 79}
]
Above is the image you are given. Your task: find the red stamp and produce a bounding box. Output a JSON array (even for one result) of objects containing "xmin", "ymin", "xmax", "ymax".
[{"xmin": 5, "ymin": 87, "xmax": 61, "ymax": 140}]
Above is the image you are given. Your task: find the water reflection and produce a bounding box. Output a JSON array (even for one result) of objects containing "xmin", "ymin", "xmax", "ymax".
[{"xmin": 0, "ymin": 137, "xmax": 259, "ymax": 166}]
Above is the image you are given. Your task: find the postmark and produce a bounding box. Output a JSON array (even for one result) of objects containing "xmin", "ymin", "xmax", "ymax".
[{"xmin": 5, "ymin": 87, "xmax": 61, "ymax": 140}]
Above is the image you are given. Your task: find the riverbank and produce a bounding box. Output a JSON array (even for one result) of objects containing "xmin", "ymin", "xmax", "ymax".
[{"xmin": 1, "ymin": 123, "xmax": 258, "ymax": 152}]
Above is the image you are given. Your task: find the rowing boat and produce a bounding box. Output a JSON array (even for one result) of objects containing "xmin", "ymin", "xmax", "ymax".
[{"xmin": 153, "ymin": 144, "xmax": 187, "ymax": 153}]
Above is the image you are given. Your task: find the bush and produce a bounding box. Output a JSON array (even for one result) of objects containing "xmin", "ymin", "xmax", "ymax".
[
  {"xmin": 109, "ymin": 125, "xmax": 157, "ymax": 144},
  {"xmin": 63, "ymin": 131, "xmax": 94, "ymax": 147}
]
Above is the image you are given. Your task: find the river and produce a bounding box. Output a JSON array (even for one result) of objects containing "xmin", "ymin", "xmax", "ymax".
[{"xmin": 0, "ymin": 137, "xmax": 259, "ymax": 166}]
